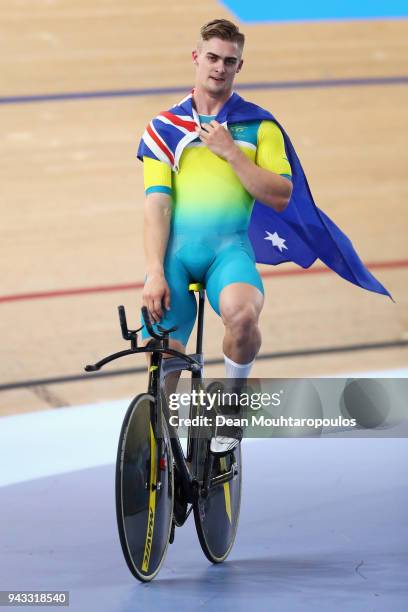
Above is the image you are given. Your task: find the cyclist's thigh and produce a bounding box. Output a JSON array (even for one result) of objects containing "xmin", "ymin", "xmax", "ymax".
[
  {"xmin": 205, "ymin": 243, "xmax": 264, "ymax": 316},
  {"xmin": 141, "ymin": 253, "xmax": 197, "ymax": 347}
]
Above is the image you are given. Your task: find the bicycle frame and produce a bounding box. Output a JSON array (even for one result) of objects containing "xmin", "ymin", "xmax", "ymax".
[
  {"xmin": 144, "ymin": 287, "xmax": 208, "ymax": 503},
  {"xmin": 85, "ymin": 291, "xmax": 237, "ymax": 506}
]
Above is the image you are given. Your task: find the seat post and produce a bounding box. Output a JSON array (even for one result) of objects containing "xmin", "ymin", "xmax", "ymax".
[
  {"xmin": 196, "ymin": 289, "xmax": 205, "ymax": 356},
  {"xmin": 188, "ymin": 283, "xmax": 205, "ymax": 358}
]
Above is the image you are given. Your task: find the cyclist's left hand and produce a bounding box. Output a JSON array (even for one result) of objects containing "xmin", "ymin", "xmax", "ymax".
[{"xmin": 196, "ymin": 120, "xmax": 237, "ymax": 161}]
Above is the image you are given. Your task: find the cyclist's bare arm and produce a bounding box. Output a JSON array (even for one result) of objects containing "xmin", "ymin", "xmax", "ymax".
[{"xmin": 143, "ymin": 192, "xmax": 172, "ymax": 322}]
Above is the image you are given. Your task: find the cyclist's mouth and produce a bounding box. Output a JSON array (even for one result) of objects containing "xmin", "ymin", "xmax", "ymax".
[{"xmin": 210, "ymin": 76, "xmax": 225, "ymax": 82}]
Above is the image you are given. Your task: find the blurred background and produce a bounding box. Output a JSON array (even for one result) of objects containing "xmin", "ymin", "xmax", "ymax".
[{"xmin": 1, "ymin": 0, "xmax": 407, "ymax": 416}]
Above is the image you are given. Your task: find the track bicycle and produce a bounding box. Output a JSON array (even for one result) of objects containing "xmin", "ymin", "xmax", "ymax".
[{"xmin": 85, "ymin": 283, "xmax": 242, "ymax": 582}]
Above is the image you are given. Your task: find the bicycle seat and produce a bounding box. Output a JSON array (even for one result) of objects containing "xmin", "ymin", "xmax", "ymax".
[{"xmin": 188, "ymin": 283, "xmax": 204, "ymax": 292}]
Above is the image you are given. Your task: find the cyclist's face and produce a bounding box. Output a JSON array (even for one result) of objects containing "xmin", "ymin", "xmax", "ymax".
[{"xmin": 192, "ymin": 38, "xmax": 243, "ymax": 96}]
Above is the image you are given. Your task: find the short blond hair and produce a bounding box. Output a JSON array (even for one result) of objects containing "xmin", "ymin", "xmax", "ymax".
[{"xmin": 199, "ymin": 19, "xmax": 245, "ymax": 51}]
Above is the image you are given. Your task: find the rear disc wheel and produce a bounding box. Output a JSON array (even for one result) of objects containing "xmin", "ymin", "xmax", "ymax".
[{"xmin": 193, "ymin": 442, "xmax": 242, "ymax": 563}]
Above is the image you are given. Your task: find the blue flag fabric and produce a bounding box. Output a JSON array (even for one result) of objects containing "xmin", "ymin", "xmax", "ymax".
[{"xmin": 138, "ymin": 91, "xmax": 391, "ymax": 298}]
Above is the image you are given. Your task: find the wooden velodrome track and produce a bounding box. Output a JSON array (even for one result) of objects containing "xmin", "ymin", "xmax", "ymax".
[{"xmin": 1, "ymin": 2, "xmax": 407, "ymax": 416}]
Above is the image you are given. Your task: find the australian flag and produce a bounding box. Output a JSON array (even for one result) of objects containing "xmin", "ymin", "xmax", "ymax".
[{"xmin": 138, "ymin": 91, "xmax": 391, "ymax": 299}]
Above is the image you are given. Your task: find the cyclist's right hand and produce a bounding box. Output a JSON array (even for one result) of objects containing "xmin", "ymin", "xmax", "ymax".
[{"xmin": 142, "ymin": 272, "xmax": 171, "ymax": 323}]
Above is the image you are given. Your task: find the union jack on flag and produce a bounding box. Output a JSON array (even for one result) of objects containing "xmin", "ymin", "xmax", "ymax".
[{"xmin": 140, "ymin": 95, "xmax": 200, "ymax": 170}]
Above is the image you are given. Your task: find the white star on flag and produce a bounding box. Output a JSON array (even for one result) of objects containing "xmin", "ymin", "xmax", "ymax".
[{"xmin": 265, "ymin": 231, "xmax": 288, "ymax": 252}]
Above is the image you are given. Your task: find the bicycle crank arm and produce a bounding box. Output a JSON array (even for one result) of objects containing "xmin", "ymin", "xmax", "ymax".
[
  {"xmin": 209, "ymin": 462, "xmax": 239, "ymax": 489},
  {"xmin": 197, "ymin": 462, "xmax": 239, "ymax": 498}
]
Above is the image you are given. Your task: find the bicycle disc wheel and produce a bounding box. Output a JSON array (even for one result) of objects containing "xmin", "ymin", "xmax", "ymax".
[
  {"xmin": 115, "ymin": 393, "xmax": 174, "ymax": 582},
  {"xmin": 193, "ymin": 442, "xmax": 242, "ymax": 563}
]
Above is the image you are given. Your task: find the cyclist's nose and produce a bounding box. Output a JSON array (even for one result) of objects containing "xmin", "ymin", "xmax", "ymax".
[{"xmin": 215, "ymin": 60, "xmax": 226, "ymax": 73}]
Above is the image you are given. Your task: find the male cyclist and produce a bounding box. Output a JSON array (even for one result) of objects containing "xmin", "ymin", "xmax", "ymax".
[{"xmin": 140, "ymin": 19, "xmax": 292, "ymax": 452}]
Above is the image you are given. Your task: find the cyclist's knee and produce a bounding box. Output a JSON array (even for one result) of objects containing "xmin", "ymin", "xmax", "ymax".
[{"xmin": 222, "ymin": 301, "xmax": 260, "ymax": 333}]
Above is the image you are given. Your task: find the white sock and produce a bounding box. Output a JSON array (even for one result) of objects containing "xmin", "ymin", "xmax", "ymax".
[{"xmin": 224, "ymin": 354, "xmax": 254, "ymax": 379}]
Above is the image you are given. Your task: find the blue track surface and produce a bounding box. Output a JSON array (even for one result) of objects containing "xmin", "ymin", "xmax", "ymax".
[
  {"xmin": 220, "ymin": 0, "xmax": 408, "ymax": 23},
  {"xmin": 2, "ymin": 438, "xmax": 408, "ymax": 611},
  {"xmin": 2, "ymin": 377, "xmax": 407, "ymax": 611}
]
